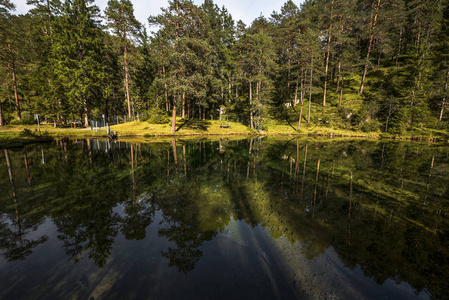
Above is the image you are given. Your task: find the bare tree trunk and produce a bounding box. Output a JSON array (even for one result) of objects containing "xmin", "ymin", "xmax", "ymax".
[
  {"xmin": 171, "ymin": 95, "xmax": 177, "ymax": 134},
  {"xmin": 439, "ymin": 70, "xmax": 449, "ymax": 121},
  {"xmin": 105, "ymin": 90, "xmax": 109, "ymax": 120},
  {"xmin": 124, "ymin": 44, "xmax": 132, "ymax": 118},
  {"xmin": 249, "ymin": 79, "xmax": 254, "ymax": 129},
  {"xmin": 182, "ymin": 92, "xmax": 185, "ymax": 119},
  {"xmin": 8, "ymin": 44, "xmax": 21, "ymax": 120},
  {"xmin": 339, "ymin": 75, "xmax": 344, "ymax": 107},
  {"xmin": 83, "ymin": 98, "xmax": 89, "ymax": 127},
  {"xmin": 385, "ymin": 100, "xmax": 393, "ymax": 132},
  {"xmin": 377, "ymin": 39, "xmax": 382, "ymax": 69},
  {"xmin": 298, "ymin": 71, "xmax": 305, "ymax": 130},
  {"xmin": 335, "ymin": 61, "xmax": 341, "ymax": 93},
  {"xmin": 293, "ymin": 78, "xmax": 299, "ymax": 107},
  {"xmin": 323, "ymin": 0, "xmax": 334, "ymax": 107},
  {"xmin": 395, "ymin": 28, "xmax": 403, "ymax": 66},
  {"xmin": 308, "ymin": 55, "xmax": 314, "ymax": 124},
  {"xmin": 0, "ymin": 101, "xmax": 4, "ymax": 126},
  {"xmin": 360, "ymin": 0, "xmax": 381, "ymax": 95}
]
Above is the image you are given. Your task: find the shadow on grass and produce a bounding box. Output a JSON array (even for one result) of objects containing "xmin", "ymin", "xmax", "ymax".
[{"xmin": 176, "ymin": 119, "xmax": 212, "ymax": 132}]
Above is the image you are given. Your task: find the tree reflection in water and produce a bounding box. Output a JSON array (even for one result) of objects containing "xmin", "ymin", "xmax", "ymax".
[{"xmin": 0, "ymin": 138, "xmax": 447, "ymax": 298}]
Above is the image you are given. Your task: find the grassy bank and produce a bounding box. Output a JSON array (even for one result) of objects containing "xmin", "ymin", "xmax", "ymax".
[
  {"xmin": 0, "ymin": 129, "xmax": 54, "ymax": 148},
  {"xmin": 1, "ymin": 118, "xmax": 448, "ymax": 144}
]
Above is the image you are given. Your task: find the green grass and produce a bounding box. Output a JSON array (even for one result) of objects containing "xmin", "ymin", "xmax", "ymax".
[
  {"xmin": 0, "ymin": 129, "xmax": 54, "ymax": 148},
  {"xmin": 1, "ymin": 116, "xmax": 448, "ymax": 144},
  {"xmin": 111, "ymin": 118, "xmax": 255, "ymax": 136}
]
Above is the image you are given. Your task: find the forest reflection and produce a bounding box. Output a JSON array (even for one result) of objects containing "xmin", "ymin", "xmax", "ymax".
[{"xmin": 0, "ymin": 138, "xmax": 448, "ymax": 298}]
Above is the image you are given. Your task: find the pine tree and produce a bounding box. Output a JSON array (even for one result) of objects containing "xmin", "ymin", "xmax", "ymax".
[
  {"xmin": 51, "ymin": 0, "xmax": 105, "ymax": 126},
  {"xmin": 150, "ymin": 0, "xmax": 212, "ymax": 133},
  {"xmin": 105, "ymin": 0, "xmax": 141, "ymax": 118}
]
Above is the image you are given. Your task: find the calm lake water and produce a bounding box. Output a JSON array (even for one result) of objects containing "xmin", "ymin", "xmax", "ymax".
[{"xmin": 0, "ymin": 137, "xmax": 448, "ymax": 299}]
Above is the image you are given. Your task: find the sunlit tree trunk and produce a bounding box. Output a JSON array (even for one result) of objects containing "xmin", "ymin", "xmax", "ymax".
[
  {"xmin": 439, "ymin": 70, "xmax": 449, "ymax": 121},
  {"xmin": 249, "ymin": 78, "xmax": 254, "ymax": 129},
  {"xmin": 308, "ymin": 55, "xmax": 313, "ymax": 124},
  {"xmin": 323, "ymin": 0, "xmax": 334, "ymax": 107},
  {"xmin": 360, "ymin": 0, "xmax": 381, "ymax": 95},
  {"xmin": 124, "ymin": 42, "xmax": 132, "ymax": 118},
  {"xmin": 83, "ymin": 99, "xmax": 89, "ymax": 127},
  {"xmin": 8, "ymin": 43, "xmax": 21, "ymax": 120},
  {"xmin": 182, "ymin": 92, "xmax": 185, "ymax": 119},
  {"xmin": 171, "ymin": 95, "xmax": 177, "ymax": 134}
]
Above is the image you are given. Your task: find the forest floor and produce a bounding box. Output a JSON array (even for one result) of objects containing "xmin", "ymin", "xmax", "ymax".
[{"xmin": 0, "ymin": 118, "xmax": 447, "ymax": 146}]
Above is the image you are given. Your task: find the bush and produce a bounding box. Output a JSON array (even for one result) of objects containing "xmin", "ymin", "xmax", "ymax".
[
  {"xmin": 141, "ymin": 107, "xmax": 171, "ymax": 124},
  {"xmin": 9, "ymin": 112, "xmax": 36, "ymax": 125}
]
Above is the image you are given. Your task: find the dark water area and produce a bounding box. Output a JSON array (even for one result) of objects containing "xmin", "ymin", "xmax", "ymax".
[{"xmin": 0, "ymin": 137, "xmax": 448, "ymax": 299}]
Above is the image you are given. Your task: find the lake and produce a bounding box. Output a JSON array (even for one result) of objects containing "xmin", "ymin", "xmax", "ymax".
[{"xmin": 0, "ymin": 137, "xmax": 448, "ymax": 299}]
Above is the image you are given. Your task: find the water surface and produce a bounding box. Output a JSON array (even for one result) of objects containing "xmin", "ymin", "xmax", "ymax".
[{"xmin": 0, "ymin": 138, "xmax": 448, "ymax": 299}]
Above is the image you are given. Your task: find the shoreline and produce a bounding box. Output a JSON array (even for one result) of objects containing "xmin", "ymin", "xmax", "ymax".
[
  {"xmin": 1, "ymin": 130, "xmax": 446, "ymax": 149},
  {"xmin": 1, "ymin": 121, "xmax": 447, "ymax": 147}
]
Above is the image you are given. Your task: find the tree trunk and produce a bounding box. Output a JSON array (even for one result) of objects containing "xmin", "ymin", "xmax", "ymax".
[
  {"xmin": 360, "ymin": 0, "xmax": 381, "ymax": 95},
  {"xmin": 377, "ymin": 39, "xmax": 382, "ymax": 69},
  {"xmin": 182, "ymin": 92, "xmax": 185, "ymax": 119},
  {"xmin": 163, "ymin": 64, "xmax": 169, "ymax": 112},
  {"xmin": 335, "ymin": 61, "xmax": 341, "ymax": 93},
  {"xmin": 0, "ymin": 101, "xmax": 4, "ymax": 126},
  {"xmin": 83, "ymin": 98, "xmax": 89, "ymax": 127},
  {"xmin": 297, "ymin": 71, "xmax": 304, "ymax": 130},
  {"xmin": 439, "ymin": 70, "xmax": 449, "ymax": 121},
  {"xmin": 323, "ymin": 0, "xmax": 334, "ymax": 107},
  {"xmin": 124, "ymin": 44, "xmax": 131, "ymax": 118},
  {"xmin": 339, "ymin": 75, "xmax": 344, "ymax": 107},
  {"xmin": 105, "ymin": 90, "xmax": 109, "ymax": 120},
  {"xmin": 171, "ymin": 96, "xmax": 177, "ymax": 134},
  {"xmin": 385, "ymin": 100, "xmax": 393, "ymax": 132},
  {"xmin": 395, "ymin": 28, "xmax": 403, "ymax": 66},
  {"xmin": 308, "ymin": 55, "xmax": 314, "ymax": 124},
  {"xmin": 249, "ymin": 80, "xmax": 254, "ymax": 129},
  {"xmin": 293, "ymin": 78, "xmax": 298, "ymax": 106}
]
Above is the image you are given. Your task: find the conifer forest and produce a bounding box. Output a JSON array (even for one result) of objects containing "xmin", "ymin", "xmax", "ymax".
[{"xmin": 1, "ymin": 0, "xmax": 449, "ymax": 135}]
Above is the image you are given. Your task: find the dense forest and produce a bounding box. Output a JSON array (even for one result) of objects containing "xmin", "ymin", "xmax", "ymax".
[{"xmin": 1, "ymin": 0, "xmax": 449, "ymax": 134}]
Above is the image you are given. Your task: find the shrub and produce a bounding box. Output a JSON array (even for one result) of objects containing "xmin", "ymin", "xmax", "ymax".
[{"xmin": 141, "ymin": 107, "xmax": 171, "ymax": 124}]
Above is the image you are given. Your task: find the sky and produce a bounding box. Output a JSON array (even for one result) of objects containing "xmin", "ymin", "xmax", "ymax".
[{"xmin": 12, "ymin": 0, "xmax": 305, "ymax": 32}]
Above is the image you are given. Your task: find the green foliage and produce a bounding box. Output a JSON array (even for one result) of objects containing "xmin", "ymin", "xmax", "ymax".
[
  {"xmin": 140, "ymin": 106, "xmax": 170, "ymax": 124},
  {"xmin": 0, "ymin": 0, "xmax": 448, "ymax": 136}
]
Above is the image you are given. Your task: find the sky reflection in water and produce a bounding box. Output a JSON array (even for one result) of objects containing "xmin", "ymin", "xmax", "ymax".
[{"xmin": 0, "ymin": 138, "xmax": 447, "ymax": 299}]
